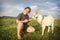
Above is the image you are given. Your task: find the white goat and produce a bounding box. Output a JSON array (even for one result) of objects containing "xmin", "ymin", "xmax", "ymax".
[{"xmin": 32, "ymin": 13, "xmax": 54, "ymax": 36}]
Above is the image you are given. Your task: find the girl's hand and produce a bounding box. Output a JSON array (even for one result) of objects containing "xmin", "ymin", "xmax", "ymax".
[{"xmin": 24, "ymin": 19, "xmax": 29, "ymax": 23}]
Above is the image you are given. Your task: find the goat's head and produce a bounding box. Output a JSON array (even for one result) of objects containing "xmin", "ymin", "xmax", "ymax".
[{"xmin": 32, "ymin": 13, "xmax": 39, "ymax": 20}]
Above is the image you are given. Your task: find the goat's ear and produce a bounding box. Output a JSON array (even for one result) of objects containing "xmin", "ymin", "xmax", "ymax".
[{"xmin": 35, "ymin": 13, "xmax": 38, "ymax": 15}]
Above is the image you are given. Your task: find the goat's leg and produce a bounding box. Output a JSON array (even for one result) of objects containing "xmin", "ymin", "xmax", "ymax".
[
  {"xmin": 52, "ymin": 23, "xmax": 54, "ymax": 33},
  {"xmin": 42, "ymin": 25, "xmax": 45, "ymax": 36},
  {"xmin": 48, "ymin": 26, "xmax": 50, "ymax": 32}
]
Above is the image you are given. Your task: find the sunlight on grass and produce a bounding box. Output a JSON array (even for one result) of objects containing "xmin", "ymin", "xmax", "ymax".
[{"xmin": 0, "ymin": 18, "xmax": 60, "ymax": 40}]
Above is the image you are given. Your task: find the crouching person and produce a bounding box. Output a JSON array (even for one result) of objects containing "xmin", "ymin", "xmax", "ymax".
[{"xmin": 16, "ymin": 7, "xmax": 35, "ymax": 40}]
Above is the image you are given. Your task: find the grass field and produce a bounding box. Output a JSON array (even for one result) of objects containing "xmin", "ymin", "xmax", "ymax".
[{"xmin": 0, "ymin": 17, "xmax": 60, "ymax": 40}]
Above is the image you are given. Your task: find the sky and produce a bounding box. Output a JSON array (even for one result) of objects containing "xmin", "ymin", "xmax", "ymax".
[{"xmin": 0, "ymin": 0, "xmax": 60, "ymax": 18}]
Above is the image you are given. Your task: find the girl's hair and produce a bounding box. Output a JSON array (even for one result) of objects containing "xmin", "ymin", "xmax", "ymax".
[{"xmin": 24, "ymin": 7, "xmax": 31, "ymax": 13}]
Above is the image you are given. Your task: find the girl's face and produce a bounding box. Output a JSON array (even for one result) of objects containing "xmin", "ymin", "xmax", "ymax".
[{"xmin": 23, "ymin": 8, "xmax": 30, "ymax": 15}]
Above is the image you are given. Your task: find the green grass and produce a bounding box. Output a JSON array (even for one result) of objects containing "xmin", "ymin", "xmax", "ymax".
[{"xmin": 0, "ymin": 18, "xmax": 60, "ymax": 40}]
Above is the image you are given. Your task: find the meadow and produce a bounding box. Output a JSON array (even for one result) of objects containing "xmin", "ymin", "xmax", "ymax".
[{"xmin": 0, "ymin": 17, "xmax": 60, "ymax": 40}]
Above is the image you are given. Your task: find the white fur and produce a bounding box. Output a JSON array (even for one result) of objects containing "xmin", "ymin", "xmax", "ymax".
[{"xmin": 32, "ymin": 13, "xmax": 54, "ymax": 36}]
